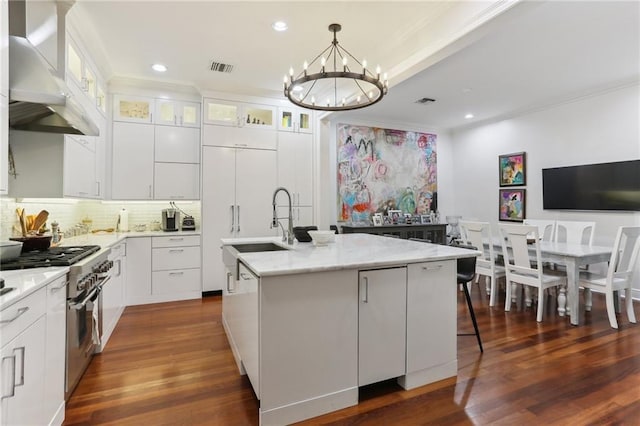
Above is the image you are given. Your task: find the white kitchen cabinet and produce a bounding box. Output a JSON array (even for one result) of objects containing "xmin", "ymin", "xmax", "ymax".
[
  {"xmin": 277, "ymin": 132, "xmax": 314, "ymax": 206},
  {"xmin": 153, "ymin": 162, "xmax": 199, "ymax": 200},
  {"xmin": 155, "ymin": 126, "xmax": 200, "ymax": 163},
  {"xmin": 125, "ymin": 237, "xmax": 152, "ymax": 305},
  {"xmin": 102, "ymin": 241, "xmax": 126, "ymax": 350},
  {"xmin": 203, "ymin": 123, "xmax": 277, "ymax": 150},
  {"xmin": 1, "ymin": 0, "xmax": 8, "ymax": 196},
  {"xmin": 401, "ymin": 260, "xmax": 456, "ymax": 389},
  {"xmin": 63, "ymin": 135, "xmax": 97, "ymax": 198},
  {"xmin": 0, "ymin": 0, "xmax": 7, "ymax": 98},
  {"xmin": 277, "ymin": 106, "xmax": 312, "ymax": 133},
  {"xmin": 66, "ymin": 33, "xmax": 104, "ymax": 115},
  {"xmin": 233, "ymin": 263, "xmax": 259, "ymax": 396},
  {"xmin": 358, "ymin": 267, "xmax": 407, "ymax": 386},
  {"xmin": 155, "ymin": 99, "xmax": 201, "ymax": 128},
  {"xmin": 203, "ymin": 98, "xmax": 275, "ymax": 129},
  {"xmin": 112, "ymin": 122, "xmax": 155, "ymax": 199},
  {"xmin": 202, "ymin": 146, "xmax": 277, "ymax": 291},
  {"xmin": 113, "ymin": 94, "xmax": 155, "ymax": 123},
  {"xmin": 44, "ymin": 277, "xmax": 67, "ymax": 426},
  {"xmin": 0, "ymin": 288, "xmax": 47, "ymax": 426}
]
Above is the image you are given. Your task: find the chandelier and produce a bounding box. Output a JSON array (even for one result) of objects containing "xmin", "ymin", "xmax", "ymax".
[{"xmin": 283, "ymin": 24, "xmax": 388, "ymax": 112}]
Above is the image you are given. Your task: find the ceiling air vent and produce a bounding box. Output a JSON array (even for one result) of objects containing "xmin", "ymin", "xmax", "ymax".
[
  {"xmin": 210, "ymin": 61, "xmax": 234, "ymax": 73},
  {"xmin": 415, "ymin": 97, "xmax": 436, "ymax": 104}
]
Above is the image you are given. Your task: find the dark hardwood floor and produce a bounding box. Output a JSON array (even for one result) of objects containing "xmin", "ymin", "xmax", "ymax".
[{"xmin": 64, "ymin": 284, "xmax": 640, "ymax": 425}]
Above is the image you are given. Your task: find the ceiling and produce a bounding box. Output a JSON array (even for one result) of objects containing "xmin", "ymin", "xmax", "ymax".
[{"xmin": 70, "ymin": 1, "xmax": 639, "ymax": 131}]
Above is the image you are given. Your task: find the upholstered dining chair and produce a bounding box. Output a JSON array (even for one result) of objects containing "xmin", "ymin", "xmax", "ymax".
[
  {"xmin": 499, "ymin": 224, "xmax": 567, "ymax": 322},
  {"xmin": 580, "ymin": 226, "xmax": 640, "ymax": 329},
  {"xmin": 459, "ymin": 220, "xmax": 505, "ymax": 307}
]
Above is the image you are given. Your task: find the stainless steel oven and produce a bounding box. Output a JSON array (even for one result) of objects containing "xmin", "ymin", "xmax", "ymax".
[{"xmin": 65, "ymin": 249, "xmax": 113, "ymax": 400}]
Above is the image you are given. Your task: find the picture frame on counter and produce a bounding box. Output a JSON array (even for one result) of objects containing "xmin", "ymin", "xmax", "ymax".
[
  {"xmin": 372, "ymin": 213, "xmax": 383, "ymax": 226},
  {"xmin": 420, "ymin": 214, "xmax": 431, "ymax": 224},
  {"xmin": 388, "ymin": 210, "xmax": 402, "ymax": 224}
]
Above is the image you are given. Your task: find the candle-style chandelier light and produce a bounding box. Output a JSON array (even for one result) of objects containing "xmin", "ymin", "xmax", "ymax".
[{"xmin": 283, "ymin": 24, "xmax": 388, "ymax": 112}]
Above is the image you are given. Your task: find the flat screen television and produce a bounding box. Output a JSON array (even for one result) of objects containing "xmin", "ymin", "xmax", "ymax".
[{"xmin": 542, "ymin": 160, "xmax": 640, "ymax": 211}]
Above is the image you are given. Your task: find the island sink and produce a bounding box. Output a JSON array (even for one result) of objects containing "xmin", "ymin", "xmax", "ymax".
[{"xmin": 231, "ymin": 242, "xmax": 289, "ymax": 253}]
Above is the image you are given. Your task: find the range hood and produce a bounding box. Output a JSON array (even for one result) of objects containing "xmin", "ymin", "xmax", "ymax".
[{"xmin": 8, "ymin": 1, "xmax": 99, "ymax": 136}]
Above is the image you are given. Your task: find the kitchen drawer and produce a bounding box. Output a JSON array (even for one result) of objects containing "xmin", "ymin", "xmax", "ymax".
[
  {"xmin": 152, "ymin": 246, "xmax": 201, "ymax": 271},
  {"xmin": 0, "ymin": 286, "xmax": 46, "ymax": 345},
  {"xmin": 152, "ymin": 268, "xmax": 201, "ymax": 295},
  {"xmin": 152, "ymin": 235, "xmax": 200, "ymax": 248}
]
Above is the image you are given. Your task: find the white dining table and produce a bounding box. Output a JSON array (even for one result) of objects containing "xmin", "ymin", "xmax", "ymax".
[{"xmin": 491, "ymin": 239, "xmax": 612, "ymax": 325}]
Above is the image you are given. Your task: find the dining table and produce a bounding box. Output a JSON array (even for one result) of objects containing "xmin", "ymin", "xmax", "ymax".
[{"xmin": 491, "ymin": 238, "xmax": 612, "ymax": 325}]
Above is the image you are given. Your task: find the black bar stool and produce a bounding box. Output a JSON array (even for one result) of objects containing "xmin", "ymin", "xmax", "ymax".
[{"xmin": 455, "ymin": 244, "xmax": 483, "ymax": 353}]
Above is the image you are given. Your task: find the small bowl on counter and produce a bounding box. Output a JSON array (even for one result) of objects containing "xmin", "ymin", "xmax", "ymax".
[
  {"xmin": 10, "ymin": 235, "xmax": 52, "ymax": 252},
  {"xmin": 0, "ymin": 241, "xmax": 24, "ymax": 262},
  {"xmin": 308, "ymin": 230, "xmax": 336, "ymax": 246}
]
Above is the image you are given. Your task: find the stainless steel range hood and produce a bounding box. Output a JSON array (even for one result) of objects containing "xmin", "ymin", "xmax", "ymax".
[{"xmin": 8, "ymin": 1, "xmax": 99, "ymax": 136}]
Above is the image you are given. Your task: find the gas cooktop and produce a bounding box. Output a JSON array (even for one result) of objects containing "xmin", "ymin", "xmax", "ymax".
[{"xmin": 0, "ymin": 245, "xmax": 101, "ymax": 270}]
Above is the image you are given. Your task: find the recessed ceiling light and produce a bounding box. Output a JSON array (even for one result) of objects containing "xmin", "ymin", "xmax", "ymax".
[
  {"xmin": 272, "ymin": 21, "xmax": 288, "ymax": 32},
  {"xmin": 152, "ymin": 63, "xmax": 167, "ymax": 72},
  {"xmin": 465, "ymin": 113, "xmax": 474, "ymax": 119}
]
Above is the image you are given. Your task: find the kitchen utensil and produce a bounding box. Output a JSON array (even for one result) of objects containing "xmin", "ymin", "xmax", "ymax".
[
  {"xmin": 293, "ymin": 226, "xmax": 318, "ymax": 243},
  {"xmin": 16, "ymin": 208, "xmax": 27, "ymax": 237},
  {"xmin": 308, "ymin": 230, "xmax": 336, "ymax": 246},
  {"xmin": 26, "ymin": 214, "xmax": 35, "ymax": 230},
  {"xmin": 0, "ymin": 241, "xmax": 24, "ymax": 262},
  {"xmin": 31, "ymin": 210, "xmax": 49, "ymax": 232},
  {"xmin": 10, "ymin": 235, "xmax": 52, "ymax": 252}
]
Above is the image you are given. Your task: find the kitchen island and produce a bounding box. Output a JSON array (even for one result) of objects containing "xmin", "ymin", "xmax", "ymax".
[{"xmin": 220, "ymin": 233, "xmax": 478, "ymax": 425}]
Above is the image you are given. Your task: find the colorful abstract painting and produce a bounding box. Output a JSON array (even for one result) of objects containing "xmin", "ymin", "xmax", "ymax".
[
  {"xmin": 337, "ymin": 124, "xmax": 437, "ymax": 223},
  {"xmin": 499, "ymin": 188, "xmax": 526, "ymax": 222},
  {"xmin": 499, "ymin": 152, "xmax": 526, "ymax": 187}
]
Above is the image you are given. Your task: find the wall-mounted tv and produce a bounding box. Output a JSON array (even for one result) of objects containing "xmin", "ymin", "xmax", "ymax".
[{"xmin": 542, "ymin": 159, "xmax": 640, "ymax": 211}]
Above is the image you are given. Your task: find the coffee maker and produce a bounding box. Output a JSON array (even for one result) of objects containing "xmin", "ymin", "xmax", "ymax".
[{"xmin": 161, "ymin": 208, "xmax": 180, "ymax": 232}]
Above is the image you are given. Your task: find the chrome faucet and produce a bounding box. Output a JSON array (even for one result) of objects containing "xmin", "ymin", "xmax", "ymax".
[{"xmin": 271, "ymin": 187, "xmax": 294, "ymax": 244}]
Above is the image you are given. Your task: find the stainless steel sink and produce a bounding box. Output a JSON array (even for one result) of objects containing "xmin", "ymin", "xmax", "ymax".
[{"xmin": 231, "ymin": 243, "xmax": 289, "ymax": 253}]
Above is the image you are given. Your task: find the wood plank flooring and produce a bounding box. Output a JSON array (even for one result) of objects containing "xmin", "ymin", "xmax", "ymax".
[{"xmin": 63, "ymin": 285, "xmax": 640, "ymax": 425}]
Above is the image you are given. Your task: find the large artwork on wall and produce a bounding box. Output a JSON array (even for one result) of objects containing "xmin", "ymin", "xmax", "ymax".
[{"xmin": 337, "ymin": 123, "xmax": 437, "ymax": 223}]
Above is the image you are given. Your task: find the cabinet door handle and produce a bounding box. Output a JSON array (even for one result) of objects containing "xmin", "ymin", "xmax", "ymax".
[
  {"xmin": 361, "ymin": 276, "xmax": 369, "ymax": 303},
  {"xmin": 14, "ymin": 347, "xmax": 25, "ymax": 387},
  {"xmin": 168, "ymin": 249, "xmax": 184, "ymax": 253},
  {"xmin": 150, "ymin": 112, "xmax": 153, "ymax": 123},
  {"xmin": 0, "ymin": 307, "xmax": 29, "ymax": 324},
  {"xmin": 116, "ymin": 259, "xmax": 122, "ymax": 277},
  {"xmin": 1, "ymin": 355, "xmax": 16, "ymax": 400},
  {"xmin": 96, "ymin": 181, "xmax": 101, "ymax": 196},
  {"xmin": 230, "ymin": 205, "xmax": 235, "ymax": 233},
  {"xmin": 149, "ymin": 185, "xmax": 153, "ymax": 198},
  {"xmin": 169, "ymin": 271, "xmax": 184, "ymax": 276},
  {"xmin": 237, "ymin": 205, "xmax": 241, "ymax": 233},
  {"xmin": 422, "ymin": 264, "xmax": 443, "ymax": 271},
  {"xmin": 226, "ymin": 272, "xmax": 235, "ymax": 293}
]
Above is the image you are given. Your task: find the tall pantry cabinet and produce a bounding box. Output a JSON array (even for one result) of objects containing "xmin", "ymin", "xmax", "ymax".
[{"xmin": 201, "ymin": 123, "xmax": 277, "ymax": 292}]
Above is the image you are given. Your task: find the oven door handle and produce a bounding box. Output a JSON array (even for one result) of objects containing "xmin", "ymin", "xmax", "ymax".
[
  {"xmin": 70, "ymin": 286, "xmax": 100, "ymax": 310},
  {"xmin": 96, "ymin": 275, "xmax": 111, "ymax": 291}
]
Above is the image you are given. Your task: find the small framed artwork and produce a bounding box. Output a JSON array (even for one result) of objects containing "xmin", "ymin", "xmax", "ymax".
[
  {"xmin": 382, "ymin": 215, "xmax": 391, "ymax": 225},
  {"xmin": 499, "ymin": 152, "xmax": 526, "ymax": 187},
  {"xmin": 404, "ymin": 213, "xmax": 413, "ymax": 224},
  {"xmin": 388, "ymin": 210, "xmax": 402, "ymax": 224},
  {"xmin": 499, "ymin": 188, "xmax": 526, "ymax": 222},
  {"xmin": 372, "ymin": 213, "xmax": 383, "ymax": 226},
  {"xmin": 420, "ymin": 214, "xmax": 431, "ymax": 224}
]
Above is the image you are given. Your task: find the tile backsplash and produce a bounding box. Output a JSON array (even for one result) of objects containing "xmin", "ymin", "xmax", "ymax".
[{"xmin": 0, "ymin": 198, "xmax": 201, "ymax": 240}]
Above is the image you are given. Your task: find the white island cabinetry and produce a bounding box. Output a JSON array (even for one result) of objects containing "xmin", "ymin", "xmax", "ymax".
[{"xmin": 221, "ymin": 234, "xmax": 471, "ymax": 425}]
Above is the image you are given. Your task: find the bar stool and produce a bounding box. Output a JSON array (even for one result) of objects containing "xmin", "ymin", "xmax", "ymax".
[{"xmin": 455, "ymin": 244, "xmax": 483, "ymax": 353}]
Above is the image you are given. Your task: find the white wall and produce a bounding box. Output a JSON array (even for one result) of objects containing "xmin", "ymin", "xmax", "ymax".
[{"xmin": 450, "ymin": 83, "xmax": 640, "ymax": 243}]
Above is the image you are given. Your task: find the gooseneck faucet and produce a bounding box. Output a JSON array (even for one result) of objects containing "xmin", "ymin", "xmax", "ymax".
[{"xmin": 272, "ymin": 187, "xmax": 294, "ymax": 245}]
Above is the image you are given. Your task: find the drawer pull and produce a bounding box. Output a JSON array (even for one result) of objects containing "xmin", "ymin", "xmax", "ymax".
[
  {"xmin": 169, "ymin": 249, "xmax": 184, "ymax": 253},
  {"xmin": 0, "ymin": 307, "xmax": 29, "ymax": 324},
  {"xmin": 50, "ymin": 281, "xmax": 68, "ymax": 292},
  {"xmin": 14, "ymin": 347, "xmax": 25, "ymax": 387},
  {"xmin": 422, "ymin": 264, "xmax": 443, "ymax": 271},
  {"xmin": 169, "ymin": 238, "xmax": 184, "ymax": 241},
  {"xmin": 169, "ymin": 272, "xmax": 184, "ymax": 276},
  {"xmin": 1, "ymin": 355, "xmax": 16, "ymax": 399}
]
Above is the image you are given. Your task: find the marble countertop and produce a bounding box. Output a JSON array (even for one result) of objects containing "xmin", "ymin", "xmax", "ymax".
[
  {"xmin": 222, "ymin": 234, "xmax": 479, "ymax": 277},
  {"xmin": 0, "ymin": 230, "xmax": 201, "ymax": 310}
]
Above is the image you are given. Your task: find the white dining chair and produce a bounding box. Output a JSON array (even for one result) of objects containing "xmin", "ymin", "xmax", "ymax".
[
  {"xmin": 499, "ymin": 224, "xmax": 567, "ymax": 322},
  {"xmin": 459, "ymin": 220, "xmax": 505, "ymax": 307},
  {"xmin": 523, "ymin": 219, "xmax": 556, "ymax": 241},
  {"xmin": 554, "ymin": 220, "xmax": 595, "ymax": 245},
  {"xmin": 580, "ymin": 226, "xmax": 640, "ymax": 329}
]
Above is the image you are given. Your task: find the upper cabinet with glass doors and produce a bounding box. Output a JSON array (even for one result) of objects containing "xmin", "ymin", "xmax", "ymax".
[
  {"xmin": 277, "ymin": 106, "xmax": 312, "ymax": 134},
  {"xmin": 155, "ymin": 99, "xmax": 201, "ymax": 128},
  {"xmin": 66, "ymin": 32, "xmax": 105, "ymax": 117},
  {"xmin": 203, "ymin": 98, "xmax": 275, "ymax": 130},
  {"xmin": 113, "ymin": 95, "xmax": 155, "ymax": 123}
]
